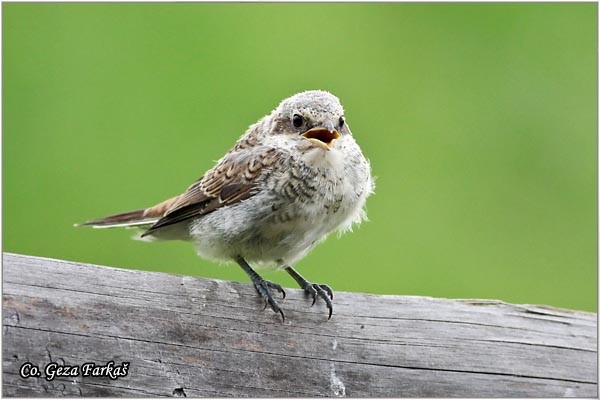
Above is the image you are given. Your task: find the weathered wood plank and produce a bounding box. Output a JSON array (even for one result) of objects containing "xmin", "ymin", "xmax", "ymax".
[{"xmin": 2, "ymin": 252, "xmax": 597, "ymax": 397}]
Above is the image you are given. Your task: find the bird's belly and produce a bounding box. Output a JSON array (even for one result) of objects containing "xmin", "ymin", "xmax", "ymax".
[
  {"xmin": 188, "ymin": 193, "xmax": 351, "ymax": 266},
  {"xmin": 248, "ymin": 181, "xmax": 366, "ymax": 265},
  {"xmin": 189, "ymin": 159, "xmax": 371, "ymax": 267}
]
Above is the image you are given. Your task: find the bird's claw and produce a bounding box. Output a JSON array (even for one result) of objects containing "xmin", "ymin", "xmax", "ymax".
[
  {"xmin": 253, "ymin": 279, "xmax": 286, "ymax": 322},
  {"xmin": 269, "ymin": 281, "xmax": 286, "ymax": 299},
  {"xmin": 303, "ymin": 283, "xmax": 334, "ymax": 320}
]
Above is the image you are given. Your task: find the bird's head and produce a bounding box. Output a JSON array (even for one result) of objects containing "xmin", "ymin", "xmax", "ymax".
[{"xmin": 267, "ymin": 90, "xmax": 351, "ymax": 153}]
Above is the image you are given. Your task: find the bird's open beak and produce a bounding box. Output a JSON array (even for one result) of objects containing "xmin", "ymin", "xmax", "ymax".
[{"xmin": 301, "ymin": 127, "xmax": 340, "ymax": 151}]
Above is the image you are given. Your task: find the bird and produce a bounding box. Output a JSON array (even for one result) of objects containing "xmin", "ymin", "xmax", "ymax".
[{"xmin": 79, "ymin": 90, "xmax": 374, "ymax": 322}]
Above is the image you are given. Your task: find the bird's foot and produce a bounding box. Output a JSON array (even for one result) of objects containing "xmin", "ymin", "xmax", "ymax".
[
  {"xmin": 300, "ymin": 282, "xmax": 334, "ymax": 320},
  {"xmin": 252, "ymin": 278, "xmax": 286, "ymax": 322},
  {"xmin": 284, "ymin": 265, "xmax": 334, "ymax": 320},
  {"xmin": 236, "ymin": 256, "xmax": 286, "ymax": 323}
]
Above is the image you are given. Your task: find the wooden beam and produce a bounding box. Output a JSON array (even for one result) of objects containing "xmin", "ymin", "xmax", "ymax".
[{"xmin": 2, "ymin": 252, "xmax": 597, "ymax": 397}]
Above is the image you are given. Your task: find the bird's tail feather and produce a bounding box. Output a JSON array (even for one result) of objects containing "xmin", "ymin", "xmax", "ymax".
[{"xmin": 76, "ymin": 209, "xmax": 159, "ymax": 229}]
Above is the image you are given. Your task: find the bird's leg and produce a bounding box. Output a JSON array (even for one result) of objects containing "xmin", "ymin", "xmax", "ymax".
[
  {"xmin": 284, "ymin": 266, "xmax": 333, "ymax": 320},
  {"xmin": 235, "ymin": 256, "xmax": 286, "ymax": 322}
]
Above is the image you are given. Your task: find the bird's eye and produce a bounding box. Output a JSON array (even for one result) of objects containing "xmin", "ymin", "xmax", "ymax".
[
  {"xmin": 339, "ymin": 116, "xmax": 345, "ymax": 128},
  {"xmin": 292, "ymin": 114, "xmax": 304, "ymax": 128}
]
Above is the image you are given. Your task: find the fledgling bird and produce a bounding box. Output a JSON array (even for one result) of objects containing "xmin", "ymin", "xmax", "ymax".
[{"xmin": 79, "ymin": 90, "xmax": 374, "ymax": 321}]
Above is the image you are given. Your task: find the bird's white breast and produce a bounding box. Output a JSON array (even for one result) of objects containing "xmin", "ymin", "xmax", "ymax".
[{"xmin": 189, "ymin": 137, "xmax": 373, "ymax": 268}]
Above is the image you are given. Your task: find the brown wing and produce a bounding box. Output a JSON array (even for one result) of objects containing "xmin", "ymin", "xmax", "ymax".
[{"xmin": 141, "ymin": 146, "xmax": 279, "ymax": 237}]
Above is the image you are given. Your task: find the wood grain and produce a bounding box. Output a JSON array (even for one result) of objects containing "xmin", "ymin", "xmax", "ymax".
[{"xmin": 2, "ymin": 252, "xmax": 597, "ymax": 397}]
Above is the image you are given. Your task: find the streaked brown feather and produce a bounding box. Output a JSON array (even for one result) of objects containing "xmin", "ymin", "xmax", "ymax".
[
  {"xmin": 141, "ymin": 146, "xmax": 278, "ymax": 237},
  {"xmin": 78, "ymin": 209, "xmax": 148, "ymax": 227},
  {"xmin": 142, "ymin": 195, "xmax": 181, "ymax": 218}
]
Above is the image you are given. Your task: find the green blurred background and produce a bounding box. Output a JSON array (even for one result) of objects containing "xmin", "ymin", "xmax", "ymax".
[{"xmin": 3, "ymin": 3, "xmax": 597, "ymax": 311}]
